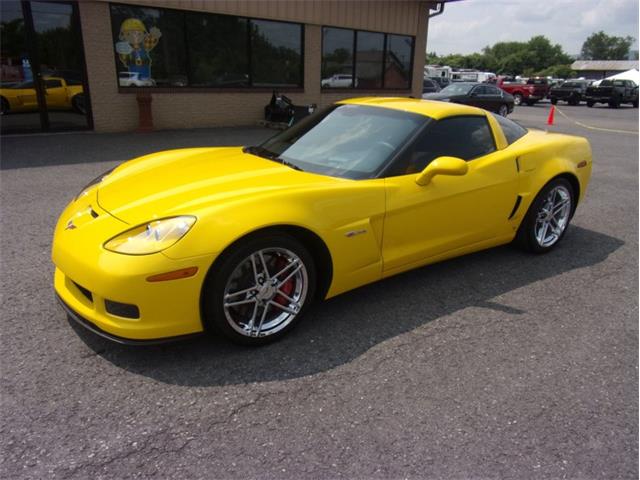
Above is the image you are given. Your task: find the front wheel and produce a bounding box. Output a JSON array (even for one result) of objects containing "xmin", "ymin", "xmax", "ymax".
[
  {"xmin": 550, "ymin": 97, "xmax": 558, "ymax": 105},
  {"xmin": 633, "ymin": 100, "xmax": 638, "ymax": 108},
  {"xmin": 586, "ymin": 100, "xmax": 594, "ymax": 107},
  {"xmin": 0, "ymin": 97, "xmax": 8, "ymax": 115},
  {"xmin": 515, "ymin": 178, "xmax": 574, "ymax": 254},
  {"xmin": 71, "ymin": 94, "xmax": 86, "ymax": 115},
  {"xmin": 202, "ymin": 234, "xmax": 316, "ymax": 345}
]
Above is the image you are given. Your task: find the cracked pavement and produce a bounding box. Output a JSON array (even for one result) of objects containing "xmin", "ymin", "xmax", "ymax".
[{"xmin": 1, "ymin": 105, "xmax": 637, "ymax": 479}]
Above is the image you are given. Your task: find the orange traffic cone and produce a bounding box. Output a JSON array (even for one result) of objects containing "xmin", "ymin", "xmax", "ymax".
[{"xmin": 547, "ymin": 105, "xmax": 555, "ymax": 125}]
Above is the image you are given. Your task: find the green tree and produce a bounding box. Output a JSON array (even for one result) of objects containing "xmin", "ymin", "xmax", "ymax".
[{"xmin": 580, "ymin": 31, "xmax": 635, "ymax": 60}]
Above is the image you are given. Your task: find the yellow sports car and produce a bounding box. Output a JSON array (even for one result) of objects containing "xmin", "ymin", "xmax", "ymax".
[
  {"xmin": 52, "ymin": 98, "xmax": 592, "ymax": 345},
  {"xmin": 0, "ymin": 77, "xmax": 84, "ymax": 115}
]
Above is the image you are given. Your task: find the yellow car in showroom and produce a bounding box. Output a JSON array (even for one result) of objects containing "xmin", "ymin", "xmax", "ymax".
[{"xmin": 52, "ymin": 98, "xmax": 592, "ymax": 345}]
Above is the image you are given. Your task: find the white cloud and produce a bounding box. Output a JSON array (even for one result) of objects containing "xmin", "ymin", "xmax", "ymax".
[{"xmin": 428, "ymin": 0, "xmax": 639, "ymax": 55}]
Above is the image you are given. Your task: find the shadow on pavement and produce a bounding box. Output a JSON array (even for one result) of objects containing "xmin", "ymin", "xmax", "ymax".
[{"xmin": 71, "ymin": 225, "xmax": 623, "ymax": 386}]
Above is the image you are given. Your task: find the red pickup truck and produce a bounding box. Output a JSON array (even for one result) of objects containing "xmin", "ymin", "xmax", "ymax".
[{"xmin": 499, "ymin": 78, "xmax": 550, "ymax": 106}]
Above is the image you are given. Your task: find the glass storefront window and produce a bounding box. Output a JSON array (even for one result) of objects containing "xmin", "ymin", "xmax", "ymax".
[
  {"xmin": 321, "ymin": 27, "xmax": 355, "ymax": 88},
  {"xmin": 250, "ymin": 19, "xmax": 302, "ymax": 88},
  {"xmin": 385, "ymin": 34, "xmax": 413, "ymax": 89},
  {"xmin": 110, "ymin": 4, "xmax": 187, "ymax": 87},
  {"xmin": 355, "ymin": 31, "xmax": 384, "ymax": 89},
  {"xmin": 186, "ymin": 13, "xmax": 248, "ymax": 87},
  {"xmin": 321, "ymin": 28, "xmax": 415, "ymax": 90},
  {"xmin": 108, "ymin": 6, "xmax": 303, "ymax": 89}
]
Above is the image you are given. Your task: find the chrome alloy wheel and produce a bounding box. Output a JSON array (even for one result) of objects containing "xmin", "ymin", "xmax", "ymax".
[
  {"xmin": 534, "ymin": 185, "xmax": 572, "ymax": 248},
  {"xmin": 222, "ymin": 248, "xmax": 308, "ymax": 338}
]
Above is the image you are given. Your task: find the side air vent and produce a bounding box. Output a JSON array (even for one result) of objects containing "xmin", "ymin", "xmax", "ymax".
[
  {"xmin": 105, "ymin": 300, "xmax": 140, "ymax": 319},
  {"xmin": 508, "ymin": 195, "xmax": 523, "ymax": 219}
]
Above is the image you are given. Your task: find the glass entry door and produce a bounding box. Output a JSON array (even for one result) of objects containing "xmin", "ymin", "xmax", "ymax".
[{"xmin": 0, "ymin": 1, "xmax": 91, "ymax": 134}]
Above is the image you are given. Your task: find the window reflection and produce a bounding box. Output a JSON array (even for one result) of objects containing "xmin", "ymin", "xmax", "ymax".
[
  {"xmin": 355, "ymin": 31, "xmax": 384, "ymax": 89},
  {"xmin": 186, "ymin": 13, "xmax": 248, "ymax": 87},
  {"xmin": 321, "ymin": 27, "xmax": 354, "ymax": 88},
  {"xmin": 385, "ymin": 34, "xmax": 412, "ymax": 89},
  {"xmin": 250, "ymin": 19, "xmax": 302, "ymax": 87}
]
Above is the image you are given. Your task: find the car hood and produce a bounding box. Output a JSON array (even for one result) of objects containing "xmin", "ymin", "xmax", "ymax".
[{"xmin": 97, "ymin": 147, "xmax": 342, "ymax": 224}]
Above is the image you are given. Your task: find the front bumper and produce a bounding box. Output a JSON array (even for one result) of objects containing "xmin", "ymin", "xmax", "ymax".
[{"xmin": 52, "ymin": 191, "xmax": 217, "ymax": 342}]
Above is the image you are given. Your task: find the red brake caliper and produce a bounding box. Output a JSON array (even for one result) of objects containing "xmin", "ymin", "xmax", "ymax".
[{"xmin": 273, "ymin": 257, "xmax": 294, "ymax": 306}]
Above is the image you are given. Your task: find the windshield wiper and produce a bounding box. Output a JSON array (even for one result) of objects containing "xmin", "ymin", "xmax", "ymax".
[{"xmin": 243, "ymin": 146, "xmax": 304, "ymax": 171}]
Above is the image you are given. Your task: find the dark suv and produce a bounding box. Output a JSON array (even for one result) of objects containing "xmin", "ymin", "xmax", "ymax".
[{"xmin": 549, "ymin": 80, "xmax": 590, "ymax": 105}]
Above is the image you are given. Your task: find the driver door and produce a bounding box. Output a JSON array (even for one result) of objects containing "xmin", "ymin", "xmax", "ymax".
[{"xmin": 382, "ymin": 115, "xmax": 519, "ymax": 273}]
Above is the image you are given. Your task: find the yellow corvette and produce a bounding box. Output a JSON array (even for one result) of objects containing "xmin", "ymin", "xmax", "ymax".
[
  {"xmin": 52, "ymin": 98, "xmax": 592, "ymax": 345},
  {"xmin": 0, "ymin": 77, "xmax": 84, "ymax": 115}
]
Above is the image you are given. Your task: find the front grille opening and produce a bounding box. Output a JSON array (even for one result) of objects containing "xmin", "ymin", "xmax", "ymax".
[
  {"xmin": 72, "ymin": 281, "xmax": 93, "ymax": 303},
  {"xmin": 105, "ymin": 300, "xmax": 140, "ymax": 319}
]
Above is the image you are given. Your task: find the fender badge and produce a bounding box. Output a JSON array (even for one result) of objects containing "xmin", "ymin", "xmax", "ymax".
[
  {"xmin": 65, "ymin": 220, "xmax": 77, "ymax": 230},
  {"xmin": 345, "ymin": 229, "xmax": 367, "ymax": 238}
]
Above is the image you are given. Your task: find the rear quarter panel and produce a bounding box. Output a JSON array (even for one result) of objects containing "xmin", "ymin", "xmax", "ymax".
[{"xmin": 507, "ymin": 130, "xmax": 592, "ymax": 225}]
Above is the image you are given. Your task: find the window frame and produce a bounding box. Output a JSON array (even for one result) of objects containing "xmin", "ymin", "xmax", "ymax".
[
  {"xmin": 321, "ymin": 26, "xmax": 415, "ymax": 92},
  {"xmin": 109, "ymin": 2, "xmax": 305, "ymax": 92}
]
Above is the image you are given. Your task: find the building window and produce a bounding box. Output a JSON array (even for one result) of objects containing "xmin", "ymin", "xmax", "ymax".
[
  {"xmin": 321, "ymin": 27, "xmax": 415, "ymax": 90},
  {"xmin": 321, "ymin": 28, "xmax": 355, "ymax": 87},
  {"xmin": 110, "ymin": 4, "xmax": 187, "ymax": 87},
  {"xmin": 385, "ymin": 34, "xmax": 413, "ymax": 89},
  {"xmin": 109, "ymin": 4, "xmax": 303, "ymax": 89},
  {"xmin": 185, "ymin": 12, "xmax": 248, "ymax": 87},
  {"xmin": 250, "ymin": 19, "xmax": 303, "ymax": 87}
]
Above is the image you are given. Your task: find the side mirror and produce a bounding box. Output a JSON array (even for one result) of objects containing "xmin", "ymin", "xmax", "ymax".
[{"xmin": 415, "ymin": 156, "xmax": 468, "ymax": 186}]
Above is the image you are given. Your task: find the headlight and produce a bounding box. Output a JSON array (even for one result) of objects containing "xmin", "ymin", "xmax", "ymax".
[
  {"xmin": 104, "ymin": 216, "xmax": 196, "ymax": 255},
  {"xmin": 76, "ymin": 167, "xmax": 115, "ymax": 199}
]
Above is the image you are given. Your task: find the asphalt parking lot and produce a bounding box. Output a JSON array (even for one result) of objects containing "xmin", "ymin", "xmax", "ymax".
[{"xmin": 1, "ymin": 102, "xmax": 638, "ymax": 479}]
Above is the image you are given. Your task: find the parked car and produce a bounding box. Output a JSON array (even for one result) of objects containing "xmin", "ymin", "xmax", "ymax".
[
  {"xmin": 423, "ymin": 82, "xmax": 514, "ymax": 116},
  {"xmin": 584, "ymin": 79, "xmax": 639, "ymax": 108},
  {"xmin": 549, "ymin": 80, "xmax": 590, "ymax": 105},
  {"xmin": 430, "ymin": 76, "xmax": 451, "ymax": 89},
  {"xmin": 52, "ymin": 98, "xmax": 592, "ymax": 345},
  {"xmin": 500, "ymin": 77, "xmax": 550, "ymax": 106},
  {"xmin": 0, "ymin": 76, "xmax": 84, "ymax": 115},
  {"xmin": 321, "ymin": 74, "xmax": 356, "ymax": 88},
  {"xmin": 118, "ymin": 71, "xmax": 156, "ymax": 87},
  {"xmin": 422, "ymin": 78, "xmax": 441, "ymax": 94}
]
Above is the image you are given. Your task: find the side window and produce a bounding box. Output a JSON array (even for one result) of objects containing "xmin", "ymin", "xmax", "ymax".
[
  {"xmin": 45, "ymin": 79, "xmax": 62, "ymax": 88},
  {"xmin": 492, "ymin": 113, "xmax": 527, "ymax": 145},
  {"xmin": 388, "ymin": 116, "xmax": 496, "ymax": 176}
]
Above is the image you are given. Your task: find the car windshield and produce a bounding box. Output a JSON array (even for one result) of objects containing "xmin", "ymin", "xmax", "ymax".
[
  {"xmin": 252, "ymin": 104, "xmax": 429, "ymax": 179},
  {"xmin": 440, "ymin": 83, "xmax": 474, "ymax": 95}
]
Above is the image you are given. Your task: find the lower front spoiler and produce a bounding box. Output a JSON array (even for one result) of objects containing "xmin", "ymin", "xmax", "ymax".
[{"xmin": 56, "ymin": 293, "xmax": 203, "ymax": 346}]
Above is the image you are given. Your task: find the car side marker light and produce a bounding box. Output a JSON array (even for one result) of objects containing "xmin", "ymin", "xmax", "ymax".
[{"xmin": 147, "ymin": 267, "xmax": 198, "ymax": 282}]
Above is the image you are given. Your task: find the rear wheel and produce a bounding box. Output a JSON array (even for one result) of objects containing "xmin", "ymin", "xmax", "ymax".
[
  {"xmin": 498, "ymin": 104, "xmax": 509, "ymax": 117},
  {"xmin": 202, "ymin": 234, "xmax": 316, "ymax": 345},
  {"xmin": 608, "ymin": 97, "xmax": 619, "ymax": 108},
  {"xmin": 550, "ymin": 97, "xmax": 558, "ymax": 105},
  {"xmin": 515, "ymin": 178, "xmax": 574, "ymax": 254},
  {"xmin": 586, "ymin": 100, "xmax": 594, "ymax": 107}
]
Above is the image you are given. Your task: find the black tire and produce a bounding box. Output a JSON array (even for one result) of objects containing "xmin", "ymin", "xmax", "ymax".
[
  {"xmin": 498, "ymin": 104, "xmax": 509, "ymax": 117},
  {"xmin": 201, "ymin": 233, "xmax": 316, "ymax": 346},
  {"xmin": 71, "ymin": 94, "xmax": 86, "ymax": 115},
  {"xmin": 608, "ymin": 97, "xmax": 619, "ymax": 108},
  {"xmin": 550, "ymin": 97, "xmax": 558, "ymax": 105},
  {"xmin": 524, "ymin": 99, "xmax": 536, "ymax": 106},
  {"xmin": 633, "ymin": 100, "xmax": 638, "ymax": 108},
  {"xmin": 0, "ymin": 97, "xmax": 8, "ymax": 116},
  {"xmin": 586, "ymin": 100, "xmax": 594, "ymax": 107},
  {"xmin": 515, "ymin": 177, "xmax": 575, "ymax": 254}
]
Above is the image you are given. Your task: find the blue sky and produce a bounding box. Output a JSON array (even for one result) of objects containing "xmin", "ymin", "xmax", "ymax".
[{"xmin": 427, "ymin": 0, "xmax": 639, "ymax": 55}]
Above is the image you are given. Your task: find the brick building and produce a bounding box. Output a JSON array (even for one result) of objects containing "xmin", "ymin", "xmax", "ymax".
[{"xmin": 0, "ymin": 0, "xmax": 451, "ymax": 134}]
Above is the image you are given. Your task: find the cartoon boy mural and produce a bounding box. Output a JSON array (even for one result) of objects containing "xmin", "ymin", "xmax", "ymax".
[{"xmin": 115, "ymin": 18, "xmax": 162, "ymax": 81}]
